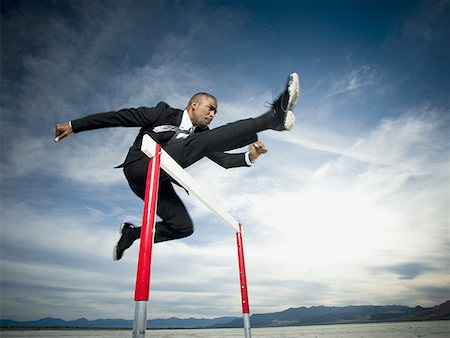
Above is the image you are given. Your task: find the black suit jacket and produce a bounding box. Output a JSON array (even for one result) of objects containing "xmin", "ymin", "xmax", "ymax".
[{"xmin": 71, "ymin": 102, "xmax": 249, "ymax": 169}]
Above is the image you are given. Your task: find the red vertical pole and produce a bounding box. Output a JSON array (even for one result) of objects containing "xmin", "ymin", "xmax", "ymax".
[
  {"xmin": 134, "ymin": 144, "xmax": 161, "ymax": 301},
  {"xmin": 236, "ymin": 223, "xmax": 251, "ymax": 337}
]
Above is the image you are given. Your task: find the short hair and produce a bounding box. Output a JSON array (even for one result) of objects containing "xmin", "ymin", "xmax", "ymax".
[{"xmin": 188, "ymin": 92, "xmax": 217, "ymax": 107}]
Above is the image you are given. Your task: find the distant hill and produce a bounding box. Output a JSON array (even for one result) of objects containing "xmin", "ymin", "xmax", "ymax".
[
  {"xmin": 0, "ymin": 316, "xmax": 238, "ymax": 329},
  {"xmin": 2, "ymin": 301, "xmax": 449, "ymax": 329},
  {"xmin": 213, "ymin": 300, "xmax": 450, "ymax": 328}
]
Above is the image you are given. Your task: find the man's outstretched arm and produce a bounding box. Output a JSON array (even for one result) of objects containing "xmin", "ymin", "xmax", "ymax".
[
  {"xmin": 207, "ymin": 141, "xmax": 268, "ymax": 169},
  {"xmin": 54, "ymin": 102, "xmax": 171, "ymax": 142}
]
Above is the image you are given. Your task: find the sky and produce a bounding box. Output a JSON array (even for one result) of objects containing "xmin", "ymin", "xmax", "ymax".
[{"xmin": 1, "ymin": 0, "xmax": 449, "ymax": 322}]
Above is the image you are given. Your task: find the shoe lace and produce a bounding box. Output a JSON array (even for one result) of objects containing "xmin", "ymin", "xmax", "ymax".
[
  {"xmin": 264, "ymin": 101, "xmax": 273, "ymax": 109},
  {"xmin": 264, "ymin": 86, "xmax": 282, "ymax": 109}
]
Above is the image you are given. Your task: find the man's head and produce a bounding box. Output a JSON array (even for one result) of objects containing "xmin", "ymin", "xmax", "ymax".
[{"xmin": 187, "ymin": 92, "xmax": 218, "ymax": 129}]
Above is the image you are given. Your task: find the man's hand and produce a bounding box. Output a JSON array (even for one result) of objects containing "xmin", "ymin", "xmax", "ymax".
[
  {"xmin": 249, "ymin": 141, "xmax": 267, "ymax": 162},
  {"xmin": 55, "ymin": 122, "xmax": 73, "ymax": 142}
]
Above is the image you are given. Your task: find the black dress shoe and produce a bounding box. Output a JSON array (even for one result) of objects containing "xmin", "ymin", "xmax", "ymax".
[
  {"xmin": 113, "ymin": 222, "xmax": 136, "ymax": 261},
  {"xmin": 270, "ymin": 72, "xmax": 300, "ymax": 131}
]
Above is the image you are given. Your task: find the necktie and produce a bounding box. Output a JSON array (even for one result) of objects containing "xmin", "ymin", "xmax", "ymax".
[
  {"xmin": 168, "ymin": 126, "xmax": 194, "ymax": 144},
  {"xmin": 152, "ymin": 124, "xmax": 195, "ymax": 144}
]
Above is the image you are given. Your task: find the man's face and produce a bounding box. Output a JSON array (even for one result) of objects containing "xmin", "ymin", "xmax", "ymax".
[{"xmin": 190, "ymin": 96, "xmax": 217, "ymax": 129}]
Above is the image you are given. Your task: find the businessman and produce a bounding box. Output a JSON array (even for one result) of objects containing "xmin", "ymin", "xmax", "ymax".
[{"xmin": 55, "ymin": 72, "xmax": 300, "ymax": 260}]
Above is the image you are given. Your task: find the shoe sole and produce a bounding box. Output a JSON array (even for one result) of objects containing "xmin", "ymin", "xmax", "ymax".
[
  {"xmin": 287, "ymin": 72, "xmax": 300, "ymax": 111},
  {"xmin": 282, "ymin": 72, "xmax": 299, "ymax": 131},
  {"xmin": 284, "ymin": 111, "xmax": 295, "ymax": 131},
  {"xmin": 113, "ymin": 243, "xmax": 119, "ymax": 261},
  {"xmin": 113, "ymin": 222, "xmax": 127, "ymax": 261}
]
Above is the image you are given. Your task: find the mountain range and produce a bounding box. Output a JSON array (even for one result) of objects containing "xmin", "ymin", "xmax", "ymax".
[{"xmin": 2, "ymin": 300, "xmax": 449, "ymax": 329}]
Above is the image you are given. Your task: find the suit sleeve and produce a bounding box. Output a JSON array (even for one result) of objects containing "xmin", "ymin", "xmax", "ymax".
[
  {"xmin": 207, "ymin": 152, "xmax": 249, "ymax": 169},
  {"xmin": 71, "ymin": 102, "xmax": 168, "ymax": 133}
]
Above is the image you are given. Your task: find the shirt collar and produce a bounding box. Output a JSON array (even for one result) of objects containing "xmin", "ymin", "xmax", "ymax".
[{"xmin": 179, "ymin": 110, "xmax": 194, "ymax": 132}]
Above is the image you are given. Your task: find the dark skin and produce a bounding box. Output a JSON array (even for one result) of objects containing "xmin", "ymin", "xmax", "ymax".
[{"xmin": 55, "ymin": 95, "xmax": 268, "ymax": 161}]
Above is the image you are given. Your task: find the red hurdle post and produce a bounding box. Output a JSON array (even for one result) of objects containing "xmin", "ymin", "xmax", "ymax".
[
  {"xmin": 132, "ymin": 143, "xmax": 161, "ymax": 338},
  {"xmin": 236, "ymin": 223, "xmax": 251, "ymax": 338}
]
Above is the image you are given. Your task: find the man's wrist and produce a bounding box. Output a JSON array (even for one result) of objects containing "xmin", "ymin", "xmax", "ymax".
[{"xmin": 245, "ymin": 151, "xmax": 254, "ymax": 166}]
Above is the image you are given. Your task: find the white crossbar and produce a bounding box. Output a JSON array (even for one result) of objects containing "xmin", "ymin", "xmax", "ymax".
[{"xmin": 141, "ymin": 134, "xmax": 240, "ymax": 232}]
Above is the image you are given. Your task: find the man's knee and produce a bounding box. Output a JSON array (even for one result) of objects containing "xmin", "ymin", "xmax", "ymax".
[
  {"xmin": 154, "ymin": 219, "xmax": 194, "ymax": 243},
  {"xmin": 173, "ymin": 211, "xmax": 193, "ymax": 238},
  {"xmin": 178, "ymin": 224, "xmax": 194, "ymax": 239},
  {"xmin": 172, "ymin": 218, "xmax": 194, "ymax": 239}
]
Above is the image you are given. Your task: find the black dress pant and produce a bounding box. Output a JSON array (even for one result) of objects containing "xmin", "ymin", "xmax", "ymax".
[{"xmin": 124, "ymin": 159, "xmax": 194, "ymax": 243}]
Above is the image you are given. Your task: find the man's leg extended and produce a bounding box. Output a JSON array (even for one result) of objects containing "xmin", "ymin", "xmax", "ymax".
[{"xmin": 164, "ymin": 72, "xmax": 300, "ymax": 168}]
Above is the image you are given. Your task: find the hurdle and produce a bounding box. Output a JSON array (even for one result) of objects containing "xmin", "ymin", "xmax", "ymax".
[{"xmin": 132, "ymin": 134, "xmax": 252, "ymax": 338}]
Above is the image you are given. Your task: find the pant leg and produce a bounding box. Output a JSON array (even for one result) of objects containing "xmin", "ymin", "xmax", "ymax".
[
  {"xmin": 164, "ymin": 118, "xmax": 260, "ymax": 168},
  {"xmin": 153, "ymin": 180, "xmax": 193, "ymax": 243},
  {"xmin": 123, "ymin": 157, "xmax": 193, "ymax": 242}
]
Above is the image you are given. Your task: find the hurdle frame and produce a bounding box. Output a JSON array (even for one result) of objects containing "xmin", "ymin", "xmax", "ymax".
[{"xmin": 132, "ymin": 134, "xmax": 252, "ymax": 338}]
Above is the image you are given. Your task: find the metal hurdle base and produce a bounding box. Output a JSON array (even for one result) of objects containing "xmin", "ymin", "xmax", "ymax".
[
  {"xmin": 243, "ymin": 313, "xmax": 251, "ymax": 338},
  {"xmin": 133, "ymin": 301, "xmax": 147, "ymax": 338}
]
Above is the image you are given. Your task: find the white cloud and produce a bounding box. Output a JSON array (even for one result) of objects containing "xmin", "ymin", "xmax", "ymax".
[{"xmin": 327, "ymin": 65, "xmax": 376, "ymax": 98}]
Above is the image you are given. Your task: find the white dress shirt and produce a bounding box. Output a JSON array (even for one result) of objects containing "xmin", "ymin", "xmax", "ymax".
[{"xmin": 175, "ymin": 110, "xmax": 195, "ymax": 140}]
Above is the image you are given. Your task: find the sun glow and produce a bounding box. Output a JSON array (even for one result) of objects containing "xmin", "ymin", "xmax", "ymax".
[{"xmin": 271, "ymin": 187, "xmax": 393, "ymax": 266}]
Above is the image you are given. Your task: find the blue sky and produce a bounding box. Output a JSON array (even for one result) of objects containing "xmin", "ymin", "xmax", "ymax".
[{"xmin": 1, "ymin": 0, "xmax": 449, "ymax": 321}]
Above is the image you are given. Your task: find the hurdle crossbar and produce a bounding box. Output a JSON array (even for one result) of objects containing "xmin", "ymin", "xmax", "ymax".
[{"xmin": 133, "ymin": 134, "xmax": 251, "ymax": 338}]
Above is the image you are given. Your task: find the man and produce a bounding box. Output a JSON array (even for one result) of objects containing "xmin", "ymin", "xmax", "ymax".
[{"xmin": 55, "ymin": 72, "xmax": 300, "ymax": 260}]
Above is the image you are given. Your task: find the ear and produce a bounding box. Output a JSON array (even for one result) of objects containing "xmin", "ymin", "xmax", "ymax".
[{"xmin": 191, "ymin": 100, "xmax": 199, "ymax": 110}]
